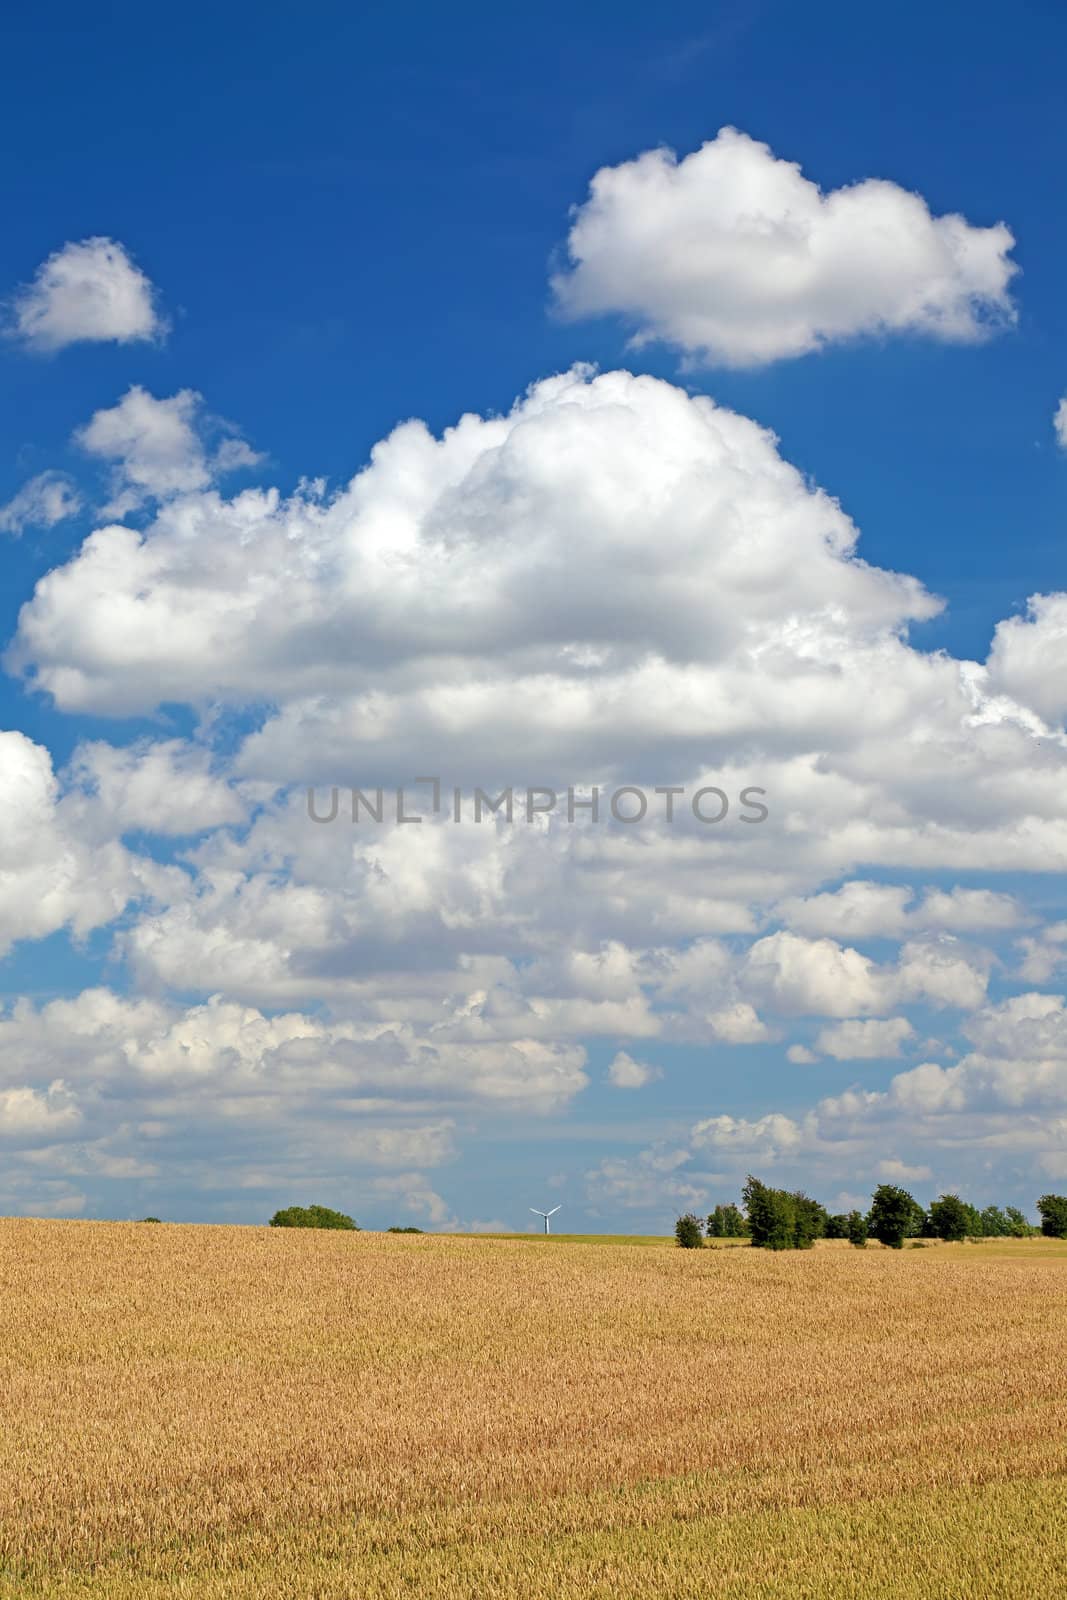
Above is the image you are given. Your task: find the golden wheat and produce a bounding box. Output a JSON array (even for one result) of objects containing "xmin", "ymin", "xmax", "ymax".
[{"xmin": 1, "ymin": 1219, "xmax": 1065, "ymax": 1597}]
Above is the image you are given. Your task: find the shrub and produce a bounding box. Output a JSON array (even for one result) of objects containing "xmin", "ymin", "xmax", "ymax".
[
  {"xmin": 867, "ymin": 1185, "xmax": 918, "ymax": 1249},
  {"xmin": 674, "ymin": 1213, "xmax": 704, "ymax": 1249},
  {"xmin": 140, "ymin": 1216, "xmax": 162, "ymax": 1223},
  {"xmin": 387, "ymin": 1226, "xmax": 424, "ymax": 1233},
  {"xmin": 269, "ymin": 1205, "xmax": 358, "ymax": 1230},
  {"xmin": 1036, "ymin": 1194, "xmax": 1067, "ymax": 1239}
]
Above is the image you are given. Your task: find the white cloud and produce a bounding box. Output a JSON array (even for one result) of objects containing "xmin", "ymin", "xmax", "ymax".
[
  {"xmin": 0, "ymin": 471, "xmax": 81, "ymax": 536},
  {"xmin": 743, "ymin": 932, "xmax": 888, "ymax": 1017},
  {"xmin": 606, "ymin": 1050, "xmax": 661, "ymax": 1089},
  {"xmin": 0, "ymin": 1081, "xmax": 81, "ymax": 1140},
  {"xmin": 986, "ymin": 593, "xmax": 1067, "ymax": 726},
  {"xmin": 68, "ymin": 739, "xmax": 247, "ymax": 836},
  {"xmin": 876, "ymin": 1158, "xmax": 932, "ymax": 1184},
  {"xmin": 586, "ymin": 1147, "xmax": 710, "ymax": 1211},
  {"xmin": 706, "ymin": 1002, "xmax": 770, "ymax": 1043},
  {"xmin": 786, "ymin": 1044, "xmax": 817, "ymax": 1065},
  {"xmin": 1015, "ymin": 922, "xmax": 1067, "ymax": 984},
  {"xmin": 690, "ymin": 1112, "xmax": 805, "ymax": 1158},
  {"xmin": 4, "ymin": 364, "xmax": 1067, "ymax": 1211},
  {"xmin": 552, "ymin": 128, "xmax": 1017, "ymax": 367},
  {"xmin": 0, "ymin": 729, "xmax": 179, "ymax": 958},
  {"xmin": 9, "ymin": 237, "xmax": 166, "ymax": 352},
  {"xmin": 742, "ymin": 932, "xmax": 989, "ymax": 1020},
  {"xmin": 15, "ymin": 370, "xmax": 1064, "ymax": 955},
  {"xmin": 893, "ymin": 937, "xmax": 990, "ymax": 1011},
  {"xmin": 776, "ymin": 881, "xmax": 1020, "ymax": 940},
  {"xmin": 594, "ymin": 996, "xmax": 1067, "ymax": 1208},
  {"xmin": 8, "ymin": 366, "xmax": 942, "ymax": 715},
  {"xmin": 1054, "ymin": 397, "xmax": 1067, "ymax": 449},
  {"xmin": 815, "ymin": 1016, "xmax": 914, "ymax": 1060},
  {"xmin": 75, "ymin": 386, "xmax": 261, "ymax": 516},
  {"xmin": 0, "ymin": 987, "xmax": 589, "ymax": 1120}
]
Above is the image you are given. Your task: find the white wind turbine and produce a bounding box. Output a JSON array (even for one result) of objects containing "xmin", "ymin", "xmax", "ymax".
[{"xmin": 530, "ymin": 1205, "xmax": 561, "ymax": 1235}]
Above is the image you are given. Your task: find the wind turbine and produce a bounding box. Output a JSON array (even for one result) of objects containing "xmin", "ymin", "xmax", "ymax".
[{"xmin": 530, "ymin": 1205, "xmax": 561, "ymax": 1235}]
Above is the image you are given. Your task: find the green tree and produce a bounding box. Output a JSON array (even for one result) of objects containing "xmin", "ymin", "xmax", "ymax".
[
  {"xmin": 743, "ymin": 1177, "xmax": 795, "ymax": 1250},
  {"xmin": 1005, "ymin": 1206, "xmax": 1035, "ymax": 1238},
  {"xmin": 706, "ymin": 1205, "xmax": 725, "ymax": 1238},
  {"xmin": 791, "ymin": 1191, "xmax": 827, "ymax": 1249},
  {"xmin": 742, "ymin": 1177, "xmax": 823, "ymax": 1250},
  {"xmin": 868, "ymin": 1185, "xmax": 918, "ymax": 1249},
  {"xmin": 927, "ymin": 1194, "xmax": 971, "ymax": 1242},
  {"xmin": 269, "ymin": 1204, "xmax": 358, "ymax": 1230},
  {"xmin": 847, "ymin": 1210, "xmax": 868, "ymax": 1248},
  {"xmin": 1036, "ymin": 1194, "xmax": 1067, "ymax": 1239},
  {"xmin": 978, "ymin": 1205, "xmax": 1010, "ymax": 1237},
  {"xmin": 824, "ymin": 1213, "xmax": 850, "ymax": 1240},
  {"xmin": 675, "ymin": 1213, "xmax": 704, "ymax": 1249},
  {"xmin": 386, "ymin": 1226, "xmax": 424, "ymax": 1233}
]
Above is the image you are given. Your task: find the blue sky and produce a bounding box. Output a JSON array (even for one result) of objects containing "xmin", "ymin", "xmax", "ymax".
[{"xmin": 2, "ymin": 1, "xmax": 1067, "ymax": 1229}]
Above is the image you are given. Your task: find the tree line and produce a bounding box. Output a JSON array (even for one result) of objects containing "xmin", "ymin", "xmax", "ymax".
[{"xmin": 675, "ymin": 1182, "xmax": 1067, "ymax": 1250}]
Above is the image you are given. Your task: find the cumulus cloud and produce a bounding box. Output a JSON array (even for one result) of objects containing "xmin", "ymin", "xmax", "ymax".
[
  {"xmin": 0, "ymin": 471, "xmax": 81, "ymax": 536},
  {"xmin": 0, "ymin": 729, "xmax": 180, "ymax": 958},
  {"xmin": 552, "ymin": 128, "xmax": 1017, "ymax": 366},
  {"xmin": 4, "ymin": 365, "xmax": 1067, "ymax": 1212},
  {"xmin": 876, "ymin": 1158, "xmax": 932, "ymax": 1184},
  {"xmin": 814, "ymin": 1016, "xmax": 915, "ymax": 1060},
  {"xmin": 586, "ymin": 1146, "xmax": 711, "ymax": 1210},
  {"xmin": 776, "ymin": 881, "xmax": 1021, "ymax": 940},
  {"xmin": 690, "ymin": 1111, "xmax": 805, "ymax": 1158},
  {"xmin": 68, "ymin": 739, "xmax": 247, "ymax": 836},
  {"xmin": 0, "ymin": 985, "xmax": 586, "ymax": 1207},
  {"xmin": 1055, "ymin": 398, "xmax": 1067, "ymax": 449},
  {"xmin": 74, "ymin": 386, "xmax": 262, "ymax": 516},
  {"xmin": 0, "ymin": 988, "xmax": 588, "ymax": 1113},
  {"xmin": 606, "ymin": 1050, "xmax": 661, "ymax": 1089},
  {"xmin": 8, "ymin": 237, "xmax": 166, "ymax": 352},
  {"xmin": 1015, "ymin": 923, "xmax": 1067, "ymax": 985},
  {"xmin": 742, "ymin": 932, "xmax": 989, "ymax": 1019},
  {"xmin": 9, "ymin": 366, "xmax": 943, "ymax": 716},
  {"xmin": 986, "ymin": 593, "xmax": 1067, "ymax": 726},
  {"xmin": 0, "ymin": 1081, "xmax": 81, "ymax": 1141},
  {"xmin": 786, "ymin": 1044, "xmax": 817, "ymax": 1065}
]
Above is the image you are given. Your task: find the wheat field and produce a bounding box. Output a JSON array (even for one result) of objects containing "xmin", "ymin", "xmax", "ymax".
[{"xmin": 1, "ymin": 1219, "xmax": 1065, "ymax": 1598}]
